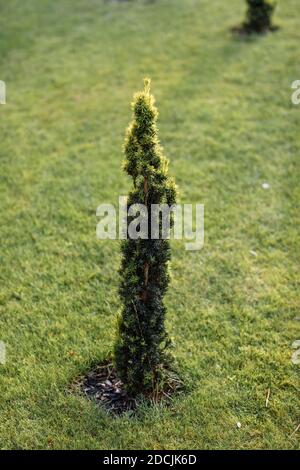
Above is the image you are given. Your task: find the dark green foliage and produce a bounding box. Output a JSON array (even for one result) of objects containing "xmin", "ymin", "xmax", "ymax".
[
  {"xmin": 245, "ymin": 0, "xmax": 277, "ymax": 33},
  {"xmin": 114, "ymin": 79, "xmax": 177, "ymax": 397}
]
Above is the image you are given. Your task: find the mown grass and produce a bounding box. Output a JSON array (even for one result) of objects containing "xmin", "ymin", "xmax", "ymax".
[{"xmin": 0, "ymin": 0, "xmax": 299, "ymax": 450}]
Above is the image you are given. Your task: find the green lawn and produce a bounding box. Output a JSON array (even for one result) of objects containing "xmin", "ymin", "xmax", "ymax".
[{"xmin": 0, "ymin": 0, "xmax": 299, "ymax": 450}]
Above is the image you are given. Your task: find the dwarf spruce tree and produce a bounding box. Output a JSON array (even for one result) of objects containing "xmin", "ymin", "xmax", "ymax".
[
  {"xmin": 245, "ymin": 0, "xmax": 277, "ymax": 33},
  {"xmin": 114, "ymin": 79, "xmax": 177, "ymax": 397}
]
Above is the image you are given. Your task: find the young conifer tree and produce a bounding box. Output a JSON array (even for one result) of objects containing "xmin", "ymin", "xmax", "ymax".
[
  {"xmin": 245, "ymin": 0, "xmax": 277, "ymax": 33},
  {"xmin": 114, "ymin": 79, "xmax": 177, "ymax": 397}
]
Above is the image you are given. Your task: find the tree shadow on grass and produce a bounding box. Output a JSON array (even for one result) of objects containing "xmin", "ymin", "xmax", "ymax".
[
  {"xmin": 71, "ymin": 356, "xmax": 185, "ymax": 417},
  {"xmin": 230, "ymin": 24, "xmax": 280, "ymax": 42}
]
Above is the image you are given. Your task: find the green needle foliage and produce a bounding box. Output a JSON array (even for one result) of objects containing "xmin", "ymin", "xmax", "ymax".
[
  {"xmin": 244, "ymin": 0, "xmax": 277, "ymax": 33},
  {"xmin": 114, "ymin": 79, "xmax": 177, "ymax": 397}
]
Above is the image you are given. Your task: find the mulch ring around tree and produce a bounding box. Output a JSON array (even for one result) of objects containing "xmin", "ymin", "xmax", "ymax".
[{"xmin": 73, "ymin": 360, "xmax": 184, "ymax": 415}]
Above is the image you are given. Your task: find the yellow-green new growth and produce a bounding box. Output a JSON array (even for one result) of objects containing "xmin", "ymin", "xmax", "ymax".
[{"xmin": 114, "ymin": 79, "xmax": 177, "ymax": 396}]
